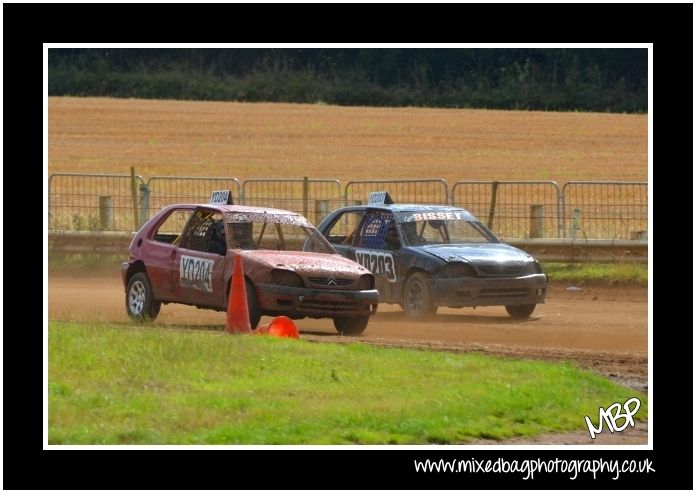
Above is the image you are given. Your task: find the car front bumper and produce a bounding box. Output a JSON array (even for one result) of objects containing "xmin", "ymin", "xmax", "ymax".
[
  {"xmin": 255, "ymin": 284, "xmax": 379, "ymax": 319},
  {"xmin": 429, "ymin": 274, "xmax": 548, "ymax": 307}
]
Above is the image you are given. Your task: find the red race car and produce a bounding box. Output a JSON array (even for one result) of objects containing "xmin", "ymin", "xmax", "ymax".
[{"xmin": 122, "ymin": 193, "xmax": 379, "ymax": 335}]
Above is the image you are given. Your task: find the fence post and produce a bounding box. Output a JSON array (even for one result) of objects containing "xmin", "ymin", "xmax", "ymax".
[
  {"xmin": 570, "ymin": 208, "xmax": 581, "ymax": 240},
  {"xmin": 99, "ymin": 196, "xmax": 114, "ymax": 230},
  {"xmin": 315, "ymin": 199, "xmax": 329, "ymax": 225},
  {"xmin": 529, "ymin": 204, "xmax": 544, "ymax": 238},
  {"xmin": 487, "ymin": 181, "xmax": 499, "ymax": 230},
  {"xmin": 139, "ymin": 184, "xmax": 150, "ymax": 228},
  {"xmin": 130, "ymin": 167, "xmax": 139, "ymax": 231},
  {"xmin": 302, "ymin": 176, "xmax": 309, "ymax": 218}
]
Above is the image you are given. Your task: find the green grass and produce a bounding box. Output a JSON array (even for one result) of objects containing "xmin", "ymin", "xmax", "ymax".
[
  {"xmin": 48, "ymin": 321, "xmax": 647, "ymax": 444},
  {"xmin": 543, "ymin": 262, "xmax": 647, "ymax": 283},
  {"xmin": 49, "ymin": 255, "xmax": 648, "ymax": 284}
]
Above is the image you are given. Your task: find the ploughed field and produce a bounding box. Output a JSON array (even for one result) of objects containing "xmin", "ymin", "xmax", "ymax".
[{"xmin": 48, "ymin": 97, "xmax": 647, "ymax": 184}]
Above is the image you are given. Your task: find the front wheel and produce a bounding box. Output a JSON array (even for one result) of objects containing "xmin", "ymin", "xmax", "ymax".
[
  {"xmin": 505, "ymin": 304, "xmax": 536, "ymax": 318},
  {"xmin": 245, "ymin": 278, "xmax": 261, "ymax": 329},
  {"xmin": 403, "ymin": 272, "xmax": 435, "ymax": 318},
  {"xmin": 126, "ymin": 272, "xmax": 161, "ymax": 322},
  {"xmin": 333, "ymin": 316, "xmax": 369, "ymax": 335}
]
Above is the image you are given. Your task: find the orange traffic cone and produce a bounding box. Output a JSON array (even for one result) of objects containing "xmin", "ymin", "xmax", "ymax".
[
  {"xmin": 225, "ymin": 253, "xmax": 252, "ymax": 334},
  {"xmin": 252, "ymin": 316, "xmax": 300, "ymax": 339},
  {"xmin": 252, "ymin": 321, "xmax": 271, "ymax": 335},
  {"xmin": 267, "ymin": 316, "xmax": 300, "ymax": 339}
]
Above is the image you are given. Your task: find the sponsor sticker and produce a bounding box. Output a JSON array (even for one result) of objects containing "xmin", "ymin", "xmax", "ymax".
[
  {"xmin": 355, "ymin": 249, "xmax": 397, "ymax": 282},
  {"xmin": 180, "ymin": 255, "xmax": 214, "ymax": 292},
  {"xmin": 409, "ymin": 211, "xmax": 462, "ymax": 222}
]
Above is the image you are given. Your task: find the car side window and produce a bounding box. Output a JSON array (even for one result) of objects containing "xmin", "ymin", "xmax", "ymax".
[
  {"xmin": 356, "ymin": 211, "xmax": 397, "ymax": 250},
  {"xmin": 153, "ymin": 210, "xmax": 193, "ymax": 244},
  {"xmin": 179, "ymin": 210, "xmax": 227, "ymax": 255},
  {"xmin": 324, "ymin": 211, "xmax": 364, "ymax": 246}
]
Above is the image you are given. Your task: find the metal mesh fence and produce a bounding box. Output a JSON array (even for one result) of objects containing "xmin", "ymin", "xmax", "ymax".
[
  {"xmin": 451, "ymin": 181, "xmax": 561, "ymax": 239},
  {"xmin": 146, "ymin": 176, "xmax": 241, "ymax": 225},
  {"xmin": 562, "ymin": 181, "xmax": 648, "ymax": 240},
  {"xmin": 48, "ymin": 173, "xmax": 145, "ymax": 231},
  {"xmin": 241, "ymin": 179, "xmax": 342, "ymax": 226},
  {"xmin": 48, "ymin": 174, "xmax": 648, "ymax": 240},
  {"xmin": 344, "ymin": 179, "xmax": 449, "ymax": 206}
]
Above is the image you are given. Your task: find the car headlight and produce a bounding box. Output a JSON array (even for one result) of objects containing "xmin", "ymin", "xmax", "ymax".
[
  {"xmin": 356, "ymin": 274, "xmax": 374, "ymax": 290},
  {"xmin": 443, "ymin": 262, "xmax": 476, "ymax": 278},
  {"xmin": 271, "ymin": 269, "xmax": 304, "ymax": 287},
  {"xmin": 526, "ymin": 261, "xmax": 542, "ymax": 275}
]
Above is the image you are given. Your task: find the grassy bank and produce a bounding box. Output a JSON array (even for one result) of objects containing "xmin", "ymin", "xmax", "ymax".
[
  {"xmin": 544, "ymin": 262, "xmax": 647, "ymax": 284},
  {"xmin": 48, "ymin": 321, "xmax": 647, "ymax": 444},
  {"xmin": 48, "ymin": 255, "xmax": 649, "ymax": 284}
]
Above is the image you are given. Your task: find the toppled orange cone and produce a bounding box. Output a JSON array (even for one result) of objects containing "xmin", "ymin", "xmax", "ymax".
[
  {"xmin": 253, "ymin": 321, "xmax": 271, "ymax": 335},
  {"xmin": 225, "ymin": 253, "xmax": 252, "ymax": 334},
  {"xmin": 253, "ymin": 316, "xmax": 300, "ymax": 339},
  {"xmin": 267, "ymin": 316, "xmax": 300, "ymax": 338}
]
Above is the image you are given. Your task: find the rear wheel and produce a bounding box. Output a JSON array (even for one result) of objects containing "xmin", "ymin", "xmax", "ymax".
[
  {"xmin": 505, "ymin": 304, "xmax": 536, "ymax": 318},
  {"xmin": 403, "ymin": 272, "xmax": 435, "ymax": 318},
  {"xmin": 126, "ymin": 272, "xmax": 161, "ymax": 322},
  {"xmin": 333, "ymin": 316, "xmax": 369, "ymax": 335}
]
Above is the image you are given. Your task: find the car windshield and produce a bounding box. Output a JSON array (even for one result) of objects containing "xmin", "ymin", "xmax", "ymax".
[
  {"xmin": 395, "ymin": 211, "xmax": 499, "ymax": 246},
  {"xmin": 223, "ymin": 212, "xmax": 336, "ymax": 254}
]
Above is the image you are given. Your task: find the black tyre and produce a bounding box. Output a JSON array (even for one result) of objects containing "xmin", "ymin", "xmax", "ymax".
[
  {"xmin": 225, "ymin": 278, "xmax": 261, "ymax": 329},
  {"xmin": 505, "ymin": 304, "xmax": 536, "ymax": 318},
  {"xmin": 333, "ymin": 316, "xmax": 369, "ymax": 335},
  {"xmin": 245, "ymin": 278, "xmax": 261, "ymax": 329},
  {"xmin": 403, "ymin": 272, "xmax": 435, "ymax": 318},
  {"xmin": 126, "ymin": 272, "xmax": 161, "ymax": 322}
]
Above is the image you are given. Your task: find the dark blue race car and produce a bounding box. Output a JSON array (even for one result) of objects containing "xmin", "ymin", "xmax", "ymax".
[{"xmin": 316, "ymin": 193, "xmax": 548, "ymax": 318}]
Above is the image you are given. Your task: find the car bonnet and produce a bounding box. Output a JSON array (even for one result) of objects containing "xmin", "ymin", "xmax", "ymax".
[
  {"xmin": 246, "ymin": 250, "xmax": 370, "ymax": 277},
  {"xmin": 417, "ymin": 243, "xmax": 534, "ymax": 264}
]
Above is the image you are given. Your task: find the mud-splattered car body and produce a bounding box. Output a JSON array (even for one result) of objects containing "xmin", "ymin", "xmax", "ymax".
[
  {"xmin": 317, "ymin": 203, "xmax": 548, "ymax": 318},
  {"xmin": 122, "ymin": 204, "xmax": 378, "ymax": 334}
]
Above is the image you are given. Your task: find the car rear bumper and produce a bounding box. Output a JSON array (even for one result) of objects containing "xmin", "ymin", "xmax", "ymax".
[
  {"xmin": 255, "ymin": 284, "xmax": 379, "ymax": 319},
  {"xmin": 429, "ymin": 274, "xmax": 548, "ymax": 307}
]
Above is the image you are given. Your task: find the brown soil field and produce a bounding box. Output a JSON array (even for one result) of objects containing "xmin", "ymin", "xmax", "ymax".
[{"xmin": 48, "ymin": 97, "xmax": 647, "ymax": 185}]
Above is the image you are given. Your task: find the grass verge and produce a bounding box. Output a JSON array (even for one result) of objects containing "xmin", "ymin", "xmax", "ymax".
[
  {"xmin": 542, "ymin": 262, "xmax": 648, "ymax": 285},
  {"xmin": 48, "ymin": 321, "xmax": 647, "ymax": 444},
  {"xmin": 48, "ymin": 256, "xmax": 648, "ymax": 284},
  {"xmin": 542, "ymin": 262, "xmax": 647, "ymax": 284}
]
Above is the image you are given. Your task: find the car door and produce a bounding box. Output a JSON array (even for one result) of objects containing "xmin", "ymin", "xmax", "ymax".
[
  {"xmin": 321, "ymin": 209, "xmax": 365, "ymax": 259},
  {"xmin": 144, "ymin": 207, "xmax": 195, "ymax": 302},
  {"xmin": 172, "ymin": 208, "xmax": 229, "ymax": 308},
  {"xmin": 352, "ymin": 210, "xmax": 402, "ymax": 303}
]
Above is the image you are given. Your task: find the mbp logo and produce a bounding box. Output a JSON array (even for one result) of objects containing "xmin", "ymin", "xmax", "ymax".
[{"xmin": 584, "ymin": 397, "xmax": 641, "ymax": 439}]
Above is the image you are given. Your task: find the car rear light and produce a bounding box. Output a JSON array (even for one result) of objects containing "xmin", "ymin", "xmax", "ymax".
[
  {"xmin": 271, "ymin": 269, "xmax": 304, "ymax": 288},
  {"xmin": 357, "ymin": 274, "xmax": 375, "ymax": 290},
  {"xmin": 443, "ymin": 262, "xmax": 476, "ymax": 278}
]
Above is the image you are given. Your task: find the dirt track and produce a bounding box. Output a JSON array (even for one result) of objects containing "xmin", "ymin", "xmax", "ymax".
[{"xmin": 48, "ymin": 273, "xmax": 648, "ymax": 444}]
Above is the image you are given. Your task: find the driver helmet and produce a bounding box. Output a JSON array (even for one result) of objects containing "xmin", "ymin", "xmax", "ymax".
[
  {"xmin": 213, "ymin": 220, "xmax": 226, "ymax": 240},
  {"xmin": 385, "ymin": 220, "xmax": 399, "ymax": 245}
]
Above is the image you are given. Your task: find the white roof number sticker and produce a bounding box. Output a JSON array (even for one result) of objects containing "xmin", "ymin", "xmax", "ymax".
[
  {"xmin": 368, "ymin": 191, "xmax": 394, "ymax": 205},
  {"xmin": 210, "ymin": 190, "xmax": 232, "ymax": 205}
]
